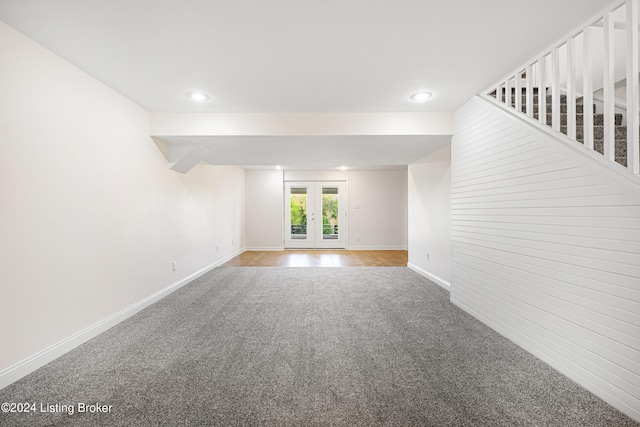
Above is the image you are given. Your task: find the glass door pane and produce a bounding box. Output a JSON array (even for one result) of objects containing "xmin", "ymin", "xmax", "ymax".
[
  {"xmin": 321, "ymin": 187, "xmax": 339, "ymax": 241},
  {"xmin": 284, "ymin": 183, "xmax": 315, "ymax": 249},
  {"xmin": 284, "ymin": 181, "xmax": 346, "ymax": 249},
  {"xmin": 314, "ymin": 182, "xmax": 346, "ymax": 249},
  {"xmin": 290, "ymin": 187, "xmax": 308, "ymax": 239}
]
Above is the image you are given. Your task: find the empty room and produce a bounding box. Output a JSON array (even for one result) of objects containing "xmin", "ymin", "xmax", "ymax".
[{"xmin": 1, "ymin": 0, "xmax": 639, "ymax": 425}]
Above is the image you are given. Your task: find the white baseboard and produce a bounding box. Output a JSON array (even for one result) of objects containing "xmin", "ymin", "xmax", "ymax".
[
  {"xmin": 244, "ymin": 247, "xmax": 284, "ymax": 251},
  {"xmin": 407, "ymin": 262, "xmax": 450, "ymax": 292},
  {"xmin": 245, "ymin": 246, "xmax": 407, "ymax": 251},
  {"xmin": 0, "ymin": 261, "xmax": 219, "ymax": 390},
  {"xmin": 217, "ymin": 248, "xmax": 246, "ymax": 265},
  {"xmin": 347, "ymin": 245, "xmax": 408, "ymax": 250}
]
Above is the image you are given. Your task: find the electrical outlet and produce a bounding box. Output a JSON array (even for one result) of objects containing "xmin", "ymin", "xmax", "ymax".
[
  {"xmin": 426, "ymin": 253, "xmax": 430, "ymax": 261},
  {"xmin": 216, "ymin": 245, "xmax": 219, "ymax": 252},
  {"xmin": 357, "ymin": 237, "xmax": 361, "ymax": 243},
  {"xmin": 172, "ymin": 261, "xmax": 177, "ymax": 271},
  {"xmin": 231, "ymin": 240, "xmax": 234, "ymax": 247}
]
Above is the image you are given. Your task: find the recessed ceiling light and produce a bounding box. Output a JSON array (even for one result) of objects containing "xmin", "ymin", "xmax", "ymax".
[
  {"xmin": 275, "ymin": 165, "xmax": 282, "ymax": 170},
  {"xmin": 339, "ymin": 165, "xmax": 348, "ymax": 171},
  {"xmin": 410, "ymin": 91, "xmax": 433, "ymax": 102},
  {"xmin": 187, "ymin": 92, "xmax": 210, "ymax": 102}
]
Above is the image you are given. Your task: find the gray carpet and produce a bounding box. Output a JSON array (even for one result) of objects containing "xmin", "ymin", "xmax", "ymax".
[{"xmin": 0, "ymin": 267, "xmax": 637, "ymax": 426}]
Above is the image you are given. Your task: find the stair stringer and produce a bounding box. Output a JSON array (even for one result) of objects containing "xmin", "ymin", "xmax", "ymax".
[{"xmin": 451, "ymin": 95, "xmax": 640, "ymax": 423}]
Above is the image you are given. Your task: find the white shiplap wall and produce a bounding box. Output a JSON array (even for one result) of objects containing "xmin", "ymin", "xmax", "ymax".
[{"xmin": 451, "ymin": 96, "xmax": 640, "ymax": 422}]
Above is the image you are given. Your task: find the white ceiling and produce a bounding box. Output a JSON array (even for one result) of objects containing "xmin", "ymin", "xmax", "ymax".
[{"xmin": 0, "ymin": 0, "xmax": 616, "ymax": 169}]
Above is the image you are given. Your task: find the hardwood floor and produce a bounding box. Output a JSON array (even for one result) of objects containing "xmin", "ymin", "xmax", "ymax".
[{"xmin": 222, "ymin": 250, "xmax": 408, "ymax": 267}]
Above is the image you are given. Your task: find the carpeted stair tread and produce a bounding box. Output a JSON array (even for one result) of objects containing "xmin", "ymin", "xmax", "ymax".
[
  {"xmin": 561, "ymin": 125, "xmax": 627, "ymax": 141},
  {"xmin": 492, "ymin": 87, "xmax": 634, "ymax": 168},
  {"xmin": 532, "ymin": 113, "xmax": 623, "ymax": 126}
]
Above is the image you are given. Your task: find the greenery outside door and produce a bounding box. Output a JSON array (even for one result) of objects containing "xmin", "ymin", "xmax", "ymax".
[{"xmin": 284, "ymin": 181, "xmax": 347, "ymax": 249}]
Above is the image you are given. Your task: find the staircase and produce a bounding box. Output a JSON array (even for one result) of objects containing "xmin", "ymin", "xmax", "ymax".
[{"xmin": 491, "ymin": 88, "xmax": 629, "ymax": 167}]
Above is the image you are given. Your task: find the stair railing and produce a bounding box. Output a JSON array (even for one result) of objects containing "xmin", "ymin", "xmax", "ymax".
[{"xmin": 485, "ymin": 0, "xmax": 639, "ymax": 175}]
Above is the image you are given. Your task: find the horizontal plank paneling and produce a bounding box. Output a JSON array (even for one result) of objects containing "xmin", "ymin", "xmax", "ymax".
[
  {"xmin": 453, "ymin": 294, "xmax": 640, "ymax": 416},
  {"xmin": 454, "ymin": 106, "xmax": 498, "ymax": 136},
  {"xmin": 453, "ymin": 260, "xmax": 640, "ymax": 353},
  {"xmin": 451, "ymin": 205, "xmax": 640, "ymax": 218},
  {"xmin": 453, "ymin": 187, "xmax": 629, "ymax": 206},
  {"xmin": 452, "ymin": 97, "xmax": 640, "ymax": 421},
  {"xmin": 452, "ymin": 279, "xmax": 640, "ymax": 404},
  {"xmin": 452, "ymin": 279, "xmax": 640, "ymax": 414},
  {"xmin": 453, "ymin": 244, "xmax": 640, "ymax": 317},
  {"xmin": 453, "ymin": 132, "xmax": 533, "ymax": 167},
  {"xmin": 451, "ymin": 278, "xmax": 640, "ymax": 395},
  {"xmin": 452, "ymin": 227, "xmax": 640, "ymax": 263},
  {"xmin": 452, "ymin": 214, "xmax": 640, "ymax": 230},
  {"xmin": 453, "ymin": 232, "xmax": 640, "ymax": 280},
  {"xmin": 453, "ymin": 159, "xmax": 581, "ymax": 187},
  {"xmin": 454, "ymin": 241, "xmax": 640, "ymax": 299},
  {"xmin": 453, "ymin": 147, "xmax": 563, "ymax": 181},
  {"xmin": 452, "ymin": 172, "xmax": 601, "ymax": 196},
  {"xmin": 453, "ymin": 219, "xmax": 640, "ymax": 242}
]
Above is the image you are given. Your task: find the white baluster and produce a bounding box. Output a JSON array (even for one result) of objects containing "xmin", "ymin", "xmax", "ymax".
[
  {"xmin": 583, "ymin": 27, "xmax": 595, "ymax": 150},
  {"xmin": 515, "ymin": 71, "xmax": 522, "ymax": 114},
  {"xmin": 526, "ymin": 64, "xmax": 534, "ymax": 118},
  {"xmin": 506, "ymin": 78, "xmax": 512, "ymax": 108},
  {"xmin": 604, "ymin": 12, "xmax": 616, "ymax": 162},
  {"xmin": 566, "ymin": 38, "xmax": 577, "ymax": 140},
  {"xmin": 539, "ymin": 57, "xmax": 547, "ymax": 125},
  {"xmin": 627, "ymin": 0, "xmax": 640, "ymax": 173},
  {"xmin": 551, "ymin": 48, "xmax": 561, "ymax": 132}
]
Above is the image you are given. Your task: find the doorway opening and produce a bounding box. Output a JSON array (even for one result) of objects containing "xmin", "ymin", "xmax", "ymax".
[{"xmin": 284, "ymin": 181, "xmax": 347, "ymax": 249}]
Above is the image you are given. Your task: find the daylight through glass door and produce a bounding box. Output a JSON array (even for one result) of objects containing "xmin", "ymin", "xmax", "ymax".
[
  {"xmin": 284, "ymin": 181, "xmax": 347, "ymax": 249},
  {"xmin": 290, "ymin": 187, "xmax": 308, "ymax": 240},
  {"xmin": 321, "ymin": 187, "xmax": 339, "ymax": 241}
]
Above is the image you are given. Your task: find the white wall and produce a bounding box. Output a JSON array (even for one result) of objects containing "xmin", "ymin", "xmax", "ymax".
[
  {"xmin": 210, "ymin": 165, "xmax": 246, "ymax": 257},
  {"xmin": 245, "ymin": 170, "xmax": 284, "ymax": 249},
  {"xmin": 0, "ymin": 20, "xmax": 245, "ymax": 384},
  {"xmin": 407, "ymin": 145, "xmax": 451, "ymax": 290},
  {"xmin": 346, "ymin": 170, "xmax": 407, "ymax": 250},
  {"xmin": 245, "ymin": 169, "xmax": 407, "ymax": 250},
  {"xmin": 451, "ymin": 96, "xmax": 640, "ymax": 423}
]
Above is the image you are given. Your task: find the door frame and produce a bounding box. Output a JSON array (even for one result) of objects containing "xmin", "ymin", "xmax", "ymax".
[{"xmin": 284, "ymin": 181, "xmax": 348, "ymax": 249}]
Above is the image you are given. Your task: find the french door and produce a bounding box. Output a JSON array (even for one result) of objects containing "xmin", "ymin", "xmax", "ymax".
[{"xmin": 284, "ymin": 181, "xmax": 347, "ymax": 249}]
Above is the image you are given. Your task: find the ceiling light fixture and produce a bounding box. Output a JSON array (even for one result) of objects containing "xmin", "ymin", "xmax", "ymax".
[
  {"xmin": 410, "ymin": 91, "xmax": 433, "ymax": 102},
  {"xmin": 187, "ymin": 92, "xmax": 210, "ymax": 102},
  {"xmin": 275, "ymin": 165, "xmax": 282, "ymax": 170},
  {"xmin": 339, "ymin": 165, "xmax": 348, "ymax": 171}
]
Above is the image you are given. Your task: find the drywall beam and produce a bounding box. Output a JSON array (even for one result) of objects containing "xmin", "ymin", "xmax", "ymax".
[
  {"xmin": 168, "ymin": 144, "xmax": 210, "ymax": 174},
  {"xmin": 149, "ymin": 112, "xmax": 454, "ymax": 137}
]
